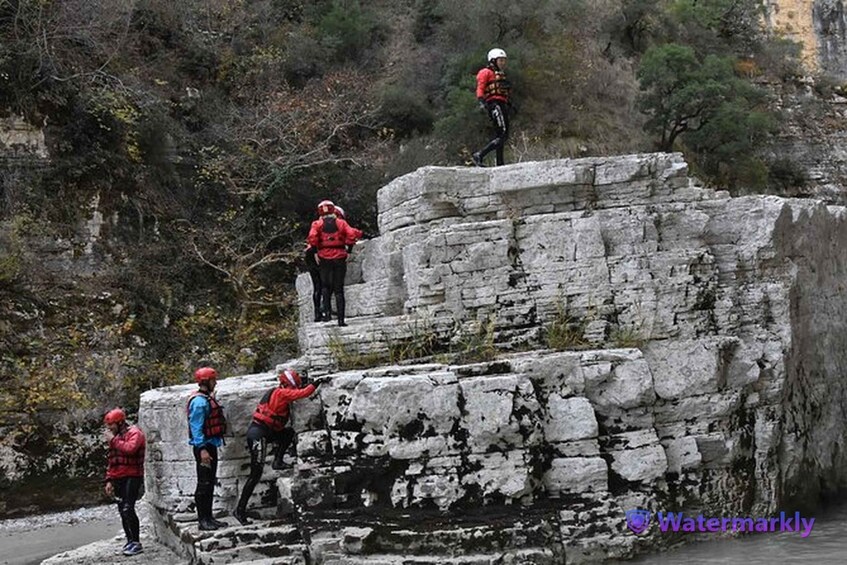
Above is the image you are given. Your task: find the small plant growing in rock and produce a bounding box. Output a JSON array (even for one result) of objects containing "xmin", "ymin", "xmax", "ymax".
[
  {"xmin": 545, "ymin": 300, "xmax": 591, "ymax": 351},
  {"xmin": 387, "ymin": 316, "xmax": 447, "ymax": 363},
  {"xmin": 452, "ymin": 317, "xmax": 497, "ymax": 363},
  {"xmin": 609, "ymin": 326, "xmax": 647, "ymax": 349},
  {"xmin": 326, "ymin": 333, "xmax": 389, "ymax": 370}
]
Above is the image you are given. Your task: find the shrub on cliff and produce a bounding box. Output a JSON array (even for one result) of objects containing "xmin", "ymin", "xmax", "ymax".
[{"xmin": 637, "ymin": 43, "xmax": 775, "ymax": 188}]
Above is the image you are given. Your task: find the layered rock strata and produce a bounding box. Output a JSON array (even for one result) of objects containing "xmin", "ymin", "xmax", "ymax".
[{"xmin": 141, "ymin": 153, "xmax": 847, "ymax": 563}]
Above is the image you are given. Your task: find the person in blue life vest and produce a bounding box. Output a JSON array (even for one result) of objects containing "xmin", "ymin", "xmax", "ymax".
[
  {"xmin": 472, "ymin": 48, "xmax": 514, "ymax": 167},
  {"xmin": 187, "ymin": 366, "xmax": 229, "ymax": 531},
  {"xmin": 104, "ymin": 408, "xmax": 146, "ymax": 556},
  {"xmin": 232, "ymin": 369, "xmax": 328, "ymax": 525}
]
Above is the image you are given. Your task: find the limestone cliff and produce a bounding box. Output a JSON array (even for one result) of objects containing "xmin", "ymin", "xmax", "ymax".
[
  {"xmin": 140, "ymin": 154, "xmax": 847, "ymax": 564},
  {"xmin": 768, "ymin": 0, "xmax": 847, "ymax": 79}
]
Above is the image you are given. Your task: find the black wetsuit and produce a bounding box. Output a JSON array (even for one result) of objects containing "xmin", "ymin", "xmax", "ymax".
[
  {"xmin": 319, "ymin": 259, "xmax": 347, "ymax": 325},
  {"xmin": 235, "ymin": 422, "xmax": 294, "ymax": 516},
  {"xmin": 305, "ymin": 246, "xmax": 322, "ymax": 321},
  {"xmin": 113, "ymin": 476, "xmax": 142, "ymax": 544},
  {"xmin": 479, "ymin": 100, "xmax": 510, "ymax": 166}
]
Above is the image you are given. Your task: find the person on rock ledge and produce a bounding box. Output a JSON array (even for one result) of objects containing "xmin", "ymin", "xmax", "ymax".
[
  {"xmin": 304, "ymin": 203, "xmax": 352, "ymax": 322},
  {"xmin": 187, "ymin": 366, "xmax": 229, "ymax": 531},
  {"xmin": 104, "ymin": 408, "xmax": 146, "ymax": 557},
  {"xmin": 472, "ymin": 48, "xmax": 515, "ymax": 167},
  {"xmin": 232, "ymin": 368, "xmax": 328, "ymax": 525},
  {"xmin": 307, "ymin": 199, "xmax": 363, "ymax": 327}
]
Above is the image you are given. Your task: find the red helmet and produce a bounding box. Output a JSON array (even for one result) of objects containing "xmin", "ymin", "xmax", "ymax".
[
  {"xmin": 279, "ymin": 368, "xmax": 302, "ymax": 388},
  {"xmin": 104, "ymin": 408, "xmax": 126, "ymax": 425},
  {"xmin": 334, "ymin": 205, "xmax": 345, "ymax": 220},
  {"xmin": 194, "ymin": 367, "xmax": 218, "ymax": 383},
  {"xmin": 317, "ymin": 200, "xmax": 335, "ymax": 216}
]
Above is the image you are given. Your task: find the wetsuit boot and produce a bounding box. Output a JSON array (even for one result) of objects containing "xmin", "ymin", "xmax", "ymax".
[
  {"xmin": 337, "ymin": 294, "xmax": 347, "ymax": 327},
  {"xmin": 197, "ymin": 495, "xmax": 218, "ymax": 531},
  {"xmin": 233, "ymin": 487, "xmax": 253, "ymax": 526}
]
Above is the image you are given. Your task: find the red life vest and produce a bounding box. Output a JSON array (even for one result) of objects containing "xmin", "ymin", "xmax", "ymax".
[
  {"xmin": 317, "ymin": 217, "xmax": 347, "ymax": 249},
  {"xmin": 106, "ymin": 425, "xmax": 145, "ymax": 479},
  {"xmin": 187, "ymin": 391, "xmax": 227, "ymax": 440},
  {"xmin": 484, "ymin": 68, "xmax": 511, "ymax": 100},
  {"xmin": 252, "ymin": 387, "xmax": 289, "ymax": 432}
]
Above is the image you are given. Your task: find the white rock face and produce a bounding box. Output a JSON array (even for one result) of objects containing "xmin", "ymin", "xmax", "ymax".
[{"xmin": 140, "ymin": 153, "xmax": 847, "ymax": 564}]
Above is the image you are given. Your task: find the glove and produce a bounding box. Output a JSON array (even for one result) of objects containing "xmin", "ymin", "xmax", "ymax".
[
  {"xmin": 477, "ymin": 98, "xmax": 488, "ymax": 113},
  {"xmin": 509, "ymin": 102, "xmax": 519, "ymax": 116},
  {"xmin": 312, "ymin": 376, "xmax": 331, "ymax": 388}
]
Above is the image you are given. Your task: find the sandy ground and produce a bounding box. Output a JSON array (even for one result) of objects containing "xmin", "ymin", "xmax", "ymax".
[{"xmin": 0, "ymin": 503, "xmax": 183, "ymax": 565}]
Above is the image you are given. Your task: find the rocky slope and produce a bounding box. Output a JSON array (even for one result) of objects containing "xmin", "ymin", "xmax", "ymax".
[{"xmin": 138, "ymin": 153, "xmax": 847, "ymax": 563}]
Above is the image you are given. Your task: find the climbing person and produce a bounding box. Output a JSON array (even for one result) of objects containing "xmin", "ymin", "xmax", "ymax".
[
  {"xmin": 307, "ymin": 199, "xmax": 363, "ymax": 327},
  {"xmin": 472, "ymin": 48, "xmax": 513, "ymax": 167},
  {"xmin": 188, "ymin": 366, "xmax": 229, "ymax": 531},
  {"xmin": 104, "ymin": 408, "xmax": 146, "ymax": 557},
  {"xmin": 232, "ymin": 368, "xmax": 327, "ymax": 525}
]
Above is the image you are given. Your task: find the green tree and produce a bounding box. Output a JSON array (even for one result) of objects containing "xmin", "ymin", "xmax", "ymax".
[
  {"xmin": 605, "ymin": 0, "xmax": 667, "ymax": 54},
  {"xmin": 316, "ymin": 0, "xmax": 384, "ymax": 62},
  {"xmin": 668, "ymin": 0, "xmax": 765, "ymax": 56},
  {"xmin": 637, "ymin": 43, "xmax": 769, "ymax": 152}
]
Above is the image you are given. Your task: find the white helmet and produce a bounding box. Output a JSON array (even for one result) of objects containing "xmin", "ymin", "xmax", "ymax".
[{"xmin": 487, "ymin": 48, "xmax": 507, "ymax": 62}]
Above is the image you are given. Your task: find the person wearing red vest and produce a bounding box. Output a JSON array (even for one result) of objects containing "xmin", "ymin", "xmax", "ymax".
[
  {"xmin": 472, "ymin": 48, "xmax": 513, "ymax": 167},
  {"xmin": 104, "ymin": 408, "xmax": 146, "ymax": 556},
  {"xmin": 188, "ymin": 366, "xmax": 229, "ymax": 530},
  {"xmin": 232, "ymin": 368, "xmax": 327, "ymax": 525},
  {"xmin": 306, "ymin": 200, "xmax": 363, "ymax": 326}
]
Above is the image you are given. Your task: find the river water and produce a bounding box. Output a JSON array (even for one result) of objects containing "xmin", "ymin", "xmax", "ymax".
[
  {"xmin": 0, "ymin": 505, "xmax": 115, "ymax": 565},
  {"xmin": 621, "ymin": 504, "xmax": 847, "ymax": 564}
]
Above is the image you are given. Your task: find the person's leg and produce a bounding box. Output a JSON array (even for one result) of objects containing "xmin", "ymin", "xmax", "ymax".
[
  {"xmin": 497, "ymin": 103, "xmax": 509, "ymax": 166},
  {"xmin": 117, "ymin": 476, "xmax": 144, "ymax": 554},
  {"xmin": 194, "ymin": 446, "xmax": 218, "ymax": 530},
  {"xmin": 333, "ymin": 260, "xmax": 348, "ymax": 326},
  {"xmin": 119, "ymin": 476, "xmax": 142, "ymax": 543},
  {"xmin": 494, "ymin": 102, "xmax": 509, "ymax": 166},
  {"xmin": 206, "ymin": 446, "xmax": 228, "ymax": 528},
  {"xmin": 235, "ymin": 426, "xmax": 266, "ymax": 525},
  {"xmin": 113, "ymin": 478, "xmax": 133, "ymax": 545},
  {"xmin": 319, "ymin": 260, "xmax": 333, "ymax": 321},
  {"xmin": 309, "ymin": 268, "xmax": 322, "ymax": 322},
  {"xmin": 272, "ymin": 428, "xmax": 296, "ymax": 469},
  {"xmin": 476, "ymin": 103, "xmax": 506, "ymax": 164}
]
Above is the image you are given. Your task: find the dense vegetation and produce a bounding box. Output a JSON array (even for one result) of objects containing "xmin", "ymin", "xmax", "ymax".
[{"xmin": 0, "ymin": 0, "xmax": 807, "ymax": 514}]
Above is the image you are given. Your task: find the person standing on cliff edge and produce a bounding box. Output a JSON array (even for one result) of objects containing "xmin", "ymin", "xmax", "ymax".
[
  {"xmin": 472, "ymin": 48, "xmax": 514, "ymax": 167},
  {"xmin": 188, "ymin": 367, "xmax": 229, "ymax": 531},
  {"xmin": 104, "ymin": 408, "xmax": 146, "ymax": 556},
  {"xmin": 307, "ymin": 199, "xmax": 363, "ymax": 327},
  {"xmin": 232, "ymin": 368, "xmax": 328, "ymax": 525},
  {"xmin": 304, "ymin": 203, "xmax": 351, "ymax": 322}
]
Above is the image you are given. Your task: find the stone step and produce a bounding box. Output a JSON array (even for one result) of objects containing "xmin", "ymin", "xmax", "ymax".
[
  {"xmin": 196, "ymin": 542, "xmax": 308, "ymax": 565},
  {"xmin": 343, "ymin": 521, "xmax": 556, "ymax": 556},
  {"xmin": 321, "ymin": 548, "xmax": 558, "ymax": 565},
  {"xmin": 225, "ymin": 559, "xmax": 307, "ymax": 565},
  {"xmin": 306, "ymin": 507, "xmax": 562, "ymax": 558},
  {"xmin": 195, "ymin": 520, "xmax": 301, "ymax": 552}
]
